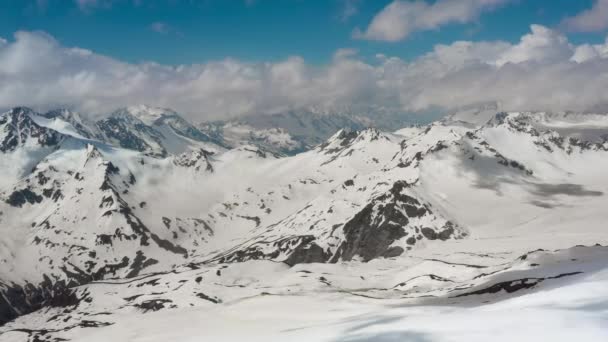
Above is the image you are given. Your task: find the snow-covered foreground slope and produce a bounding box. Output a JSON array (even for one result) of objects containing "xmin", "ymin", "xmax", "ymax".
[
  {"xmin": 1, "ymin": 108, "xmax": 608, "ymax": 341},
  {"xmin": 2, "ymin": 245, "xmax": 608, "ymax": 341}
]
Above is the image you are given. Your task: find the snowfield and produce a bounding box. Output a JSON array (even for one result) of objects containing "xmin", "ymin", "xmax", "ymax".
[{"xmin": 0, "ymin": 107, "xmax": 607, "ymax": 341}]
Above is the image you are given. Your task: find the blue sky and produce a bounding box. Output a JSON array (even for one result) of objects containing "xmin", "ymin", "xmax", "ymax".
[{"xmin": 0, "ymin": 0, "xmax": 604, "ymax": 65}]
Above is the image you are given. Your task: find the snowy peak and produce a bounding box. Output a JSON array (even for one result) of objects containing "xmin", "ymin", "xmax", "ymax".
[
  {"xmin": 173, "ymin": 148, "xmax": 215, "ymax": 172},
  {"xmin": 1, "ymin": 105, "xmax": 226, "ymax": 159},
  {"xmin": 121, "ymin": 105, "xmax": 178, "ymax": 126},
  {"xmin": 121, "ymin": 105, "xmax": 218, "ymax": 144},
  {"xmin": 0, "ymin": 107, "xmax": 65, "ymax": 152},
  {"xmin": 481, "ymin": 111, "xmax": 608, "ymax": 154},
  {"xmin": 97, "ymin": 109, "xmax": 167, "ymax": 157},
  {"xmin": 100, "ymin": 106, "xmax": 226, "ymax": 156},
  {"xmin": 318, "ymin": 128, "xmax": 390, "ymax": 153},
  {"xmin": 37, "ymin": 108, "xmax": 102, "ymax": 140}
]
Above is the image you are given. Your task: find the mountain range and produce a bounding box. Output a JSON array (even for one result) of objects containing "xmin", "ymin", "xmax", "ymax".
[{"xmin": 0, "ymin": 105, "xmax": 607, "ymax": 341}]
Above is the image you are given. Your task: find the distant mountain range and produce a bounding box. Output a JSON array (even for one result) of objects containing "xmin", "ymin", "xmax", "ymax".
[{"xmin": 200, "ymin": 107, "xmax": 440, "ymax": 155}]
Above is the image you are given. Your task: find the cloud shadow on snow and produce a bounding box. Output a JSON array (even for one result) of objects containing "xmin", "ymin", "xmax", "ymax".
[
  {"xmin": 331, "ymin": 315, "xmax": 434, "ymax": 342},
  {"xmin": 442, "ymin": 144, "xmax": 604, "ymax": 207},
  {"xmin": 334, "ymin": 331, "xmax": 433, "ymax": 342}
]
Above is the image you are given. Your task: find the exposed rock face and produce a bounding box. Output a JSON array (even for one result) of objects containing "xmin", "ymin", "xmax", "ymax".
[
  {"xmin": 210, "ymin": 181, "xmax": 464, "ymax": 266},
  {"xmin": 96, "ymin": 106, "xmax": 227, "ymax": 156},
  {"xmin": 214, "ymin": 235, "xmax": 320, "ymax": 264},
  {"xmin": 173, "ymin": 149, "xmax": 215, "ymax": 172},
  {"xmin": 284, "ymin": 241, "xmax": 330, "ymax": 266},
  {"xmin": 0, "ymin": 107, "xmax": 64, "ymax": 152},
  {"xmin": 97, "ymin": 111, "xmax": 167, "ymax": 157},
  {"xmin": 0, "ymin": 277, "xmax": 80, "ymax": 326},
  {"xmin": 5, "ymin": 188, "xmax": 43, "ymax": 207},
  {"xmin": 332, "ymin": 181, "xmax": 462, "ymax": 262},
  {"xmin": 0, "ymin": 142, "xmax": 212, "ymax": 326}
]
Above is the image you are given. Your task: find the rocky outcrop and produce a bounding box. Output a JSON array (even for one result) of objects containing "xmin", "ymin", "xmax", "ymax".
[{"xmin": 331, "ymin": 181, "xmax": 463, "ymax": 262}]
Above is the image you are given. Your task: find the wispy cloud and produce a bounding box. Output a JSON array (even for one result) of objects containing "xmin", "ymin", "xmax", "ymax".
[
  {"xmin": 75, "ymin": 0, "xmax": 101, "ymax": 11},
  {"xmin": 149, "ymin": 22, "xmax": 171, "ymax": 35},
  {"xmin": 354, "ymin": 0, "xmax": 513, "ymax": 42},
  {"xmin": 562, "ymin": 0, "xmax": 608, "ymax": 32},
  {"xmin": 339, "ymin": 0, "xmax": 360, "ymax": 22},
  {"xmin": 74, "ymin": 0, "xmax": 115, "ymax": 12}
]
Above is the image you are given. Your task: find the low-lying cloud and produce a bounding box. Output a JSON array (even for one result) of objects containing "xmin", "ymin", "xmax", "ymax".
[{"xmin": 2, "ymin": 25, "xmax": 608, "ymax": 120}]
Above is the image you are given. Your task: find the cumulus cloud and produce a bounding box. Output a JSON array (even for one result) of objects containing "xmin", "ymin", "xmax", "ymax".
[
  {"xmin": 2, "ymin": 26, "xmax": 608, "ymax": 120},
  {"xmin": 562, "ymin": 0, "xmax": 608, "ymax": 32},
  {"xmin": 495, "ymin": 25, "xmax": 573, "ymax": 66},
  {"xmin": 571, "ymin": 38, "xmax": 608, "ymax": 63},
  {"xmin": 355, "ymin": 0, "xmax": 512, "ymax": 41}
]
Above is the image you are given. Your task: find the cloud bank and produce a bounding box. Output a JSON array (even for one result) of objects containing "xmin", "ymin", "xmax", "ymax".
[{"xmin": 2, "ymin": 26, "xmax": 608, "ymax": 120}]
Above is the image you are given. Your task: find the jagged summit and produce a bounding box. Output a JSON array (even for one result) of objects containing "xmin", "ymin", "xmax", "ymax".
[
  {"xmin": 0, "ymin": 107, "xmax": 65, "ymax": 152},
  {"xmin": 119, "ymin": 105, "xmax": 178, "ymax": 126},
  {"xmin": 100, "ymin": 106, "xmax": 226, "ymax": 156}
]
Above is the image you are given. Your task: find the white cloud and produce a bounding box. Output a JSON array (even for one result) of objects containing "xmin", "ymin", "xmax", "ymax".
[
  {"xmin": 562, "ymin": 0, "xmax": 608, "ymax": 32},
  {"xmin": 333, "ymin": 48, "xmax": 359, "ymax": 60},
  {"xmin": 495, "ymin": 24, "xmax": 572, "ymax": 66},
  {"xmin": 3, "ymin": 26, "xmax": 608, "ymax": 121},
  {"xmin": 571, "ymin": 38, "xmax": 608, "ymax": 63},
  {"xmin": 355, "ymin": 0, "xmax": 512, "ymax": 42}
]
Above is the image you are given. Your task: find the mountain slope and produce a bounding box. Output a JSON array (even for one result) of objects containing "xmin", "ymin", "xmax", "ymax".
[{"xmin": 0, "ymin": 107, "xmax": 69, "ymax": 190}]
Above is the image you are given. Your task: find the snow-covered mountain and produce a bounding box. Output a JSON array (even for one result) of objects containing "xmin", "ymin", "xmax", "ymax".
[
  {"xmin": 1, "ymin": 107, "xmax": 608, "ymax": 341},
  {"xmin": 97, "ymin": 106, "xmax": 225, "ymax": 157},
  {"xmin": 1, "ymin": 105, "xmax": 226, "ymax": 159},
  {"xmin": 38, "ymin": 109, "xmax": 103, "ymax": 141}
]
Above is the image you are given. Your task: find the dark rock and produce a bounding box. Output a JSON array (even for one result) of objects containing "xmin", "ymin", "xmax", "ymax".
[
  {"xmin": 284, "ymin": 242, "xmax": 330, "ymax": 266},
  {"xmin": 421, "ymin": 228, "xmax": 437, "ymax": 240},
  {"xmin": 196, "ymin": 293, "xmax": 220, "ymax": 304},
  {"xmin": 5, "ymin": 188, "xmax": 43, "ymax": 207},
  {"xmin": 135, "ymin": 299, "xmax": 173, "ymax": 313}
]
